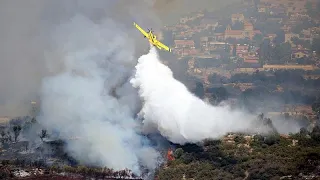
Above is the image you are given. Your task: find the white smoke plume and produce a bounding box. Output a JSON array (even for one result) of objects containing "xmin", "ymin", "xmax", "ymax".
[
  {"xmin": 131, "ymin": 47, "xmax": 270, "ymax": 144},
  {"xmin": 38, "ymin": 15, "xmax": 161, "ymax": 174},
  {"xmin": 0, "ymin": 0, "xmax": 160, "ymax": 117}
]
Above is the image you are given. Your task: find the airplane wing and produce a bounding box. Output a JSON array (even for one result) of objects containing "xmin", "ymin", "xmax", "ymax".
[
  {"xmin": 157, "ymin": 40, "xmax": 172, "ymax": 52},
  {"xmin": 133, "ymin": 22, "xmax": 149, "ymax": 38}
]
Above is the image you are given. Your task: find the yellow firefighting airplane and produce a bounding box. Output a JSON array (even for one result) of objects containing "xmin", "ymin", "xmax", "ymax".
[{"xmin": 133, "ymin": 22, "xmax": 172, "ymax": 52}]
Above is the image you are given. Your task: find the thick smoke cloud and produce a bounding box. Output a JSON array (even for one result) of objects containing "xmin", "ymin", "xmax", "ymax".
[
  {"xmin": 131, "ymin": 47, "xmax": 271, "ymax": 144},
  {"xmin": 39, "ymin": 15, "xmax": 161, "ymax": 174},
  {"xmin": 19, "ymin": 0, "xmax": 165, "ymax": 175},
  {"xmin": 0, "ymin": 0, "xmax": 159, "ymax": 117}
]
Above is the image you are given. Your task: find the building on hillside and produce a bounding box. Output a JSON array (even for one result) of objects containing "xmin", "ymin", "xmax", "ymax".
[
  {"xmin": 224, "ymin": 25, "xmax": 243, "ymax": 39},
  {"xmin": 310, "ymin": 27, "xmax": 320, "ymax": 35},
  {"xmin": 231, "ymin": 13, "xmax": 245, "ymax": 23},
  {"xmin": 294, "ymin": 105, "xmax": 314, "ymax": 115},
  {"xmin": 180, "ymin": 16, "xmax": 197, "ymax": 24},
  {"xmin": 291, "ymin": 49, "xmax": 310, "ymax": 60},
  {"xmin": 300, "ymin": 29, "xmax": 312, "ymax": 40},
  {"xmin": 286, "ymin": 1, "xmax": 308, "ymax": 14},
  {"xmin": 281, "ymin": 24, "xmax": 291, "ymax": 32},
  {"xmin": 258, "ymin": 5, "xmax": 268, "ymax": 13},
  {"xmin": 243, "ymin": 56, "xmax": 260, "ymax": 64},
  {"xmin": 175, "ymin": 31, "xmax": 194, "ymax": 39},
  {"xmin": 290, "ymin": 13, "xmax": 311, "ymax": 21},
  {"xmin": 174, "ymin": 48, "xmax": 198, "ymax": 57},
  {"xmin": 269, "ymin": 104, "xmax": 315, "ymax": 117},
  {"xmin": 265, "ymin": 34, "xmax": 277, "ymax": 41},
  {"xmin": 235, "ymin": 45, "xmax": 249, "ymax": 57},
  {"xmin": 231, "ymin": 44, "xmax": 259, "ymax": 58},
  {"xmin": 174, "ymin": 40, "xmax": 195, "ymax": 48},
  {"xmin": 200, "ymin": 18, "xmax": 219, "ymax": 29},
  {"xmin": 223, "ymin": 134, "xmax": 236, "ymax": 144},
  {"xmin": 201, "ymin": 41, "xmax": 228, "ymax": 55},
  {"xmin": 280, "ymin": 134, "xmax": 290, "ymax": 139},
  {"xmin": 285, "ymin": 33, "xmax": 299, "ymax": 45},
  {"xmin": 240, "ymin": 54, "xmax": 261, "ymax": 69},
  {"xmin": 269, "ymin": 7, "xmax": 286, "ymax": 16},
  {"xmin": 303, "ymin": 75, "xmax": 320, "ymax": 80},
  {"xmin": 260, "ymin": 0, "xmax": 314, "ymax": 12},
  {"xmin": 213, "ymin": 32, "xmax": 225, "ymax": 41},
  {"xmin": 187, "ymin": 58, "xmax": 195, "ymax": 69},
  {"xmin": 224, "ymin": 21, "xmax": 261, "ymax": 40},
  {"xmin": 200, "ymin": 36, "xmax": 216, "ymax": 47},
  {"xmin": 173, "ymin": 40, "xmax": 197, "ymax": 57}
]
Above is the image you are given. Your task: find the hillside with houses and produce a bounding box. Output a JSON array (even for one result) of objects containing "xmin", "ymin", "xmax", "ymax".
[{"xmin": 161, "ymin": 0, "xmax": 320, "ymax": 128}]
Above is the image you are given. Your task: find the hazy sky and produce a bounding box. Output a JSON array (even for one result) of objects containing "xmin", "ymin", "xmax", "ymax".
[{"xmin": 0, "ymin": 0, "xmax": 238, "ymax": 117}]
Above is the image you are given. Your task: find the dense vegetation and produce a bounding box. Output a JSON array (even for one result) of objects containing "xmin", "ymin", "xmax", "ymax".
[
  {"xmin": 156, "ymin": 125, "xmax": 320, "ymax": 180},
  {"xmin": 0, "ymin": 159, "xmax": 141, "ymax": 179}
]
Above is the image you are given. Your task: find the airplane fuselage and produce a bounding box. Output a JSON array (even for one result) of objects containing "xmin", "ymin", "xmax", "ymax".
[{"xmin": 147, "ymin": 32, "xmax": 162, "ymax": 49}]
